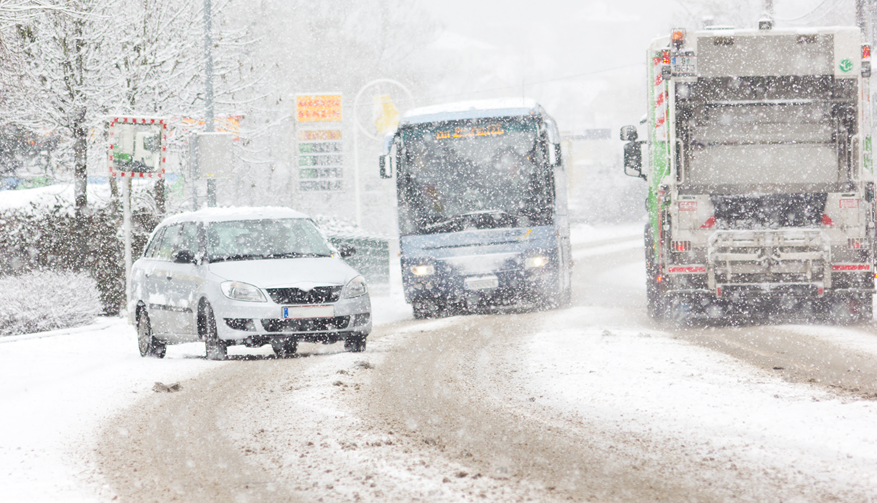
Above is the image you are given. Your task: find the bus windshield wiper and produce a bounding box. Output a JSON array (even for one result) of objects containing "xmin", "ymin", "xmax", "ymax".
[{"xmin": 423, "ymin": 211, "xmax": 520, "ymax": 234}]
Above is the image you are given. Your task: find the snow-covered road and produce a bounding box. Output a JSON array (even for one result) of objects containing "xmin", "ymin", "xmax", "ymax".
[{"xmin": 3, "ymin": 221, "xmax": 877, "ymax": 502}]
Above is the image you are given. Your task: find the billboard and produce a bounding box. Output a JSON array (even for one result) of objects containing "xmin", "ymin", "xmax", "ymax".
[
  {"xmin": 166, "ymin": 115, "xmax": 242, "ymax": 142},
  {"xmin": 108, "ymin": 117, "xmax": 166, "ymax": 178},
  {"xmin": 296, "ymin": 94, "xmax": 342, "ymax": 122}
]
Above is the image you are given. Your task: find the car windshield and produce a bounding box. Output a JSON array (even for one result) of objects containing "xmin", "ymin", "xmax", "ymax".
[{"xmin": 206, "ymin": 218, "xmax": 333, "ymax": 262}]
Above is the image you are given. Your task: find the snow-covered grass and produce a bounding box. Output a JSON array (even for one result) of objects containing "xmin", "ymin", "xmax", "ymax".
[
  {"xmin": 0, "ymin": 271, "xmax": 101, "ymax": 336},
  {"xmin": 0, "ymin": 181, "xmax": 153, "ymax": 213}
]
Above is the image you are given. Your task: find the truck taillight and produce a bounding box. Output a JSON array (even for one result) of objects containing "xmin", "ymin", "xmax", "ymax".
[
  {"xmin": 671, "ymin": 29, "xmax": 686, "ymax": 49},
  {"xmin": 863, "ymin": 44, "xmax": 871, "ymax": 60},
  {"xmin": 661, "ymin": 49, "xmax": 670, "ymax": 66},
  {"xmin": 672, "ymin": 241, "xmax": 691, "ymax": 252},
  {"xmin": 849, "ymin": 238, "xmax": 864, "ymax": 249}
]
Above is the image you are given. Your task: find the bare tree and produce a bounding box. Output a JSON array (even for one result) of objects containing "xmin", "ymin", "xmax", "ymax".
[{"xmin": 0, "ymin": 0, "xmax": 259, "ymax": 263}]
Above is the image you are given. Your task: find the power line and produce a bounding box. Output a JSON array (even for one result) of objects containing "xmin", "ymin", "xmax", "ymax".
[{"xmin": 772, "ymin": 0, "xmax": 843, "ymax": 23}]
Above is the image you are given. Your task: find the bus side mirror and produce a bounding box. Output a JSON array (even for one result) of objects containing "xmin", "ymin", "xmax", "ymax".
[
  {"xmin": 379, "ymin": 155, "xmax": 394, "ymax": 179},
  {"xmin": 624, "ymin": 141, "xmax": 646, "ymax": 180},
  {"xmin": 548, "ymin": 143, "xmax": 561, "ymax": 167}
]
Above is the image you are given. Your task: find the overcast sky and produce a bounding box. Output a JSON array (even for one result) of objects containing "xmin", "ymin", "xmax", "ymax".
[{"xmin": 419, "ymin": 0, "xmax": 856, "ymax": 130}]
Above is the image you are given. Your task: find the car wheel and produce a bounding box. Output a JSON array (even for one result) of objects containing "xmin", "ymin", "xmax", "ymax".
[
  {"xmin": 137, "ymin": 310, "xmax": 166, "ymax": 359},
  {"xmin": 271, "ymin": 337, "xmax": 297, "ymax": 358},
  {"xmin": 344, "ymin": 333, "xmax": 366, "ymax": 353},
  {"xmin": 203, "ymin": 304, "xmax": 227, "ymax": 361}
]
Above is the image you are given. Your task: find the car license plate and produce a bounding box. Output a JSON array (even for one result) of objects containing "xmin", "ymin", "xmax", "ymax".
[
  {"xmin": 282, "ymin": 305, "xmax": 334, "ymax": 319},
  {"xmin": 464, "ymin": 276, "xmax": 498, "ymax": 291}
]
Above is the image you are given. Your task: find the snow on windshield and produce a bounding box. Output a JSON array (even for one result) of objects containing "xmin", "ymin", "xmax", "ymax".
[{"xmin": 398, "ymin": 118, "xmax": 554, "ymax": 235}]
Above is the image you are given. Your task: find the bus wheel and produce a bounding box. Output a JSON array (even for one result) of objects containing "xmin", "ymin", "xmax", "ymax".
[{"xmin": 413, "ymin": 300, "xmax": 441, "ymax": 319}]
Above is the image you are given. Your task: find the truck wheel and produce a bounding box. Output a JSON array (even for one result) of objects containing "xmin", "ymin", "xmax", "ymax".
[
  {"xmin": 824, "ymin": 294, "xmax": 872, "ymax": 325},
  {"xmin": 643, "ymin": 224, "xmax": 665, "ymax": 319}
]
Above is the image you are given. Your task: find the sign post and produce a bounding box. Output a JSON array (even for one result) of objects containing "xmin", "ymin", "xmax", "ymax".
[{"xmin": 108, "ymin": 117, "xmax": 167, "ymax": 323}]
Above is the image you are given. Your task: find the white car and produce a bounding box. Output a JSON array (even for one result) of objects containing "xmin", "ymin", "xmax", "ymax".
[{"xmin": 131, "ymin": 207, "xmax": 372, "ymax": 360}]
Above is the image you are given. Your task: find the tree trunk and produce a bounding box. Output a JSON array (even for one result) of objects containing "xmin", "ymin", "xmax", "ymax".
[{"xmin": 155, "ymin": 178, "xmax": 166, "ymax": 215}]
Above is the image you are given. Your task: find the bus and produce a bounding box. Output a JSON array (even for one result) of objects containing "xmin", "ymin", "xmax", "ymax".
[{"xmin": 379, "ymin": 99, "xmax": 572, "ymax": 318}]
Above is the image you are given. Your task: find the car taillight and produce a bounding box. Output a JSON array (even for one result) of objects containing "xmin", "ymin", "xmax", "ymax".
[
  {"xmin": 672, "ymin": 241, "xmax": 691, "ymax": 252},
  {"xmin": 849, "ymin": 238, "xmax": 864, "ymax": 249}
]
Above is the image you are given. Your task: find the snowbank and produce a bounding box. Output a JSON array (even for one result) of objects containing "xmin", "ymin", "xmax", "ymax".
[{"xmin": 0, "ymin": 271, "xmax": 101, "ymax": 336}]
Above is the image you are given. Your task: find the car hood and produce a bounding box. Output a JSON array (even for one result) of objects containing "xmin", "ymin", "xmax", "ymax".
[{"xmin": 208, "ymin": 257, "xmax": 360, "ymax": 289}]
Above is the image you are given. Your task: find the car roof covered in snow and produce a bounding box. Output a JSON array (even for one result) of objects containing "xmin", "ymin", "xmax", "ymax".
[
  {"xmin": 399, "ymin": 98, "xmax": 546, "ymax": 125},
  {"xmin": 158, "ymin": 207, "xmax": 311, "ymax": 226}
]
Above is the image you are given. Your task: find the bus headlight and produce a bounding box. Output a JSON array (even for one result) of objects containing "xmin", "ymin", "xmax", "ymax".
[
  {"xmin": 411, "ymin": 264, "xmax": 435, "ymax": 276},
  {"xmin": 524, "ymin": 255, "xmax": 549, "ymax": 269}
]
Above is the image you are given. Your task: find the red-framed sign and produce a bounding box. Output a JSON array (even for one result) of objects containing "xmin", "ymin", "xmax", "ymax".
[{"xmin": 108, "ymin": 117, "xmax": 167, "ymax": 178}]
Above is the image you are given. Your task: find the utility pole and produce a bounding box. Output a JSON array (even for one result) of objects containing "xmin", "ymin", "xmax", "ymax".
[
  {"xmin": 763, "ymin": 0, "xmax": 773, "ymax": 16},
  {"xmin": 203, "ymin": 0, "xmax": 216, "ymax": 207}
]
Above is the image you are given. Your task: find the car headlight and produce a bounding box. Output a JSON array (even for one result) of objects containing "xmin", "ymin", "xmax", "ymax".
[
  {"xmin": 342, "ymin": 276, "xmax": 369, "ymax": 298},
  {"xmin": 524, "ymin": 255, "xmax": 549, "ymax": 269},
  {"xmin": 220, "ymin": 281, "xmax": 267, "ymax": 302},
  {"xmin": 410, "ymin": 264, "xmax": 435, "ymax": 276}
]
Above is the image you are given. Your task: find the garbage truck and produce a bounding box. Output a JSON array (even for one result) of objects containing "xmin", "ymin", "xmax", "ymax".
[{"xmin": 621, "ymin": 23, "xmax": 876, "ymax": 321}]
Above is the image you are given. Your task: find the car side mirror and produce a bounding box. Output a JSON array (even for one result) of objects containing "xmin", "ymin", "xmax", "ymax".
[
  {"xmin": 172, "ymin": 249, "xmax": 196, "ymax": 264},
  {"xmin": 339, "ymin": 245, "xmax": 356, "ymax": 258},
  {"xmin": 379, "ymin": 155, "xmax": 394, "ymax": 179},
  {"xmin": 620, "ymin": 125, "xmax": 638, "ymax": 142},
  {"xmin": 624, "ymin": 141, "xmax": 646, "ymax": 180}
]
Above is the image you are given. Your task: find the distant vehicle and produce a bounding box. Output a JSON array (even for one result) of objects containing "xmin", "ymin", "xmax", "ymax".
[
  {"xmin": 131, "ymin": 207, "xmax": 372, "ymax": 360},
  {"xmin": 379, "ymin": 99, "xmax": 571, "ymax": 318},
  {"xmin": 115, "ymin": 127, "xmax": 160, "ymax": 172},
  {"xmin": 621, "ymin": 24, "xmax": 875, "ymax": 322}
]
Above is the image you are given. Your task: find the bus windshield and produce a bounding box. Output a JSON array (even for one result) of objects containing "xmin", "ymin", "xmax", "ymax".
[{"xmin": 397, "ymin": 118, "xmax": 554, "ymax": 235}]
